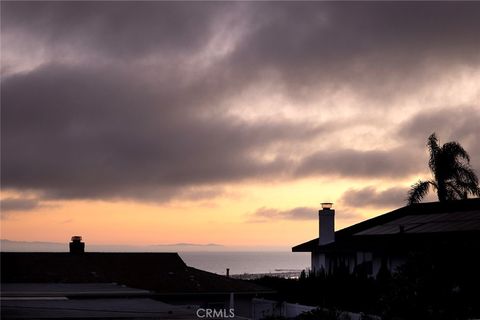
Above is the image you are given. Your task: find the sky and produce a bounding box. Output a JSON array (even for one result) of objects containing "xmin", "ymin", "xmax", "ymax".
[{"xmin": 1, "ymin": 2, "xmax": 480, "ymax": 249}]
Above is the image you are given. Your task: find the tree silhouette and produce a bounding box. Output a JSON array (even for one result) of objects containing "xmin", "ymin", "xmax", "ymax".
[{"xmin": 407, "ymin": 133, "xmax": 480, "ymax": 204}]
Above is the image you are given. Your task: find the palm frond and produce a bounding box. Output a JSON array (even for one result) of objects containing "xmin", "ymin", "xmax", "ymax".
[
  {"xmin": 442, "ymin": 141, "xmax": 470, "ymax": 162},
  {"xmin": 450, "ymin": 178, "xmax": 480, "ymax": 198},
  {"xmin": 407, "ymin": 180, "xmax": 434, "ymax": 205},
  {"xmin": 453, "ymin": 163, "xmax": 479, "ymax": 186},
  {"xmin": 427, "ymin": 133, "xmax": 441, "ymax": 175},
  {"xmin": 445, "ymin": 186, "xmax": 461, "ymax": 200},
  {"xmin": 445, "ymin": 181, "xmax": 467, "ymax": 200},
  {"xmin": 450, "ymin": 162, "xmax": 480, "ymax": 197},
  {"xmin": 409, "ymin": 133, "xmax": 479, "ymax": 203}
]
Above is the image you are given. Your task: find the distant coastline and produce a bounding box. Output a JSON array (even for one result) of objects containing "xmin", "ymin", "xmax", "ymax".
[
  {"xmin": 0, "ymin": 240, "xmax": 310, "ymax": 276},
  {"xmin": 231, "ymin": 271, "xmax": 302, "ymax": 280},
  {"xmin": 0, "ymin": 239, "xmax": 289, "ymax": 252}
]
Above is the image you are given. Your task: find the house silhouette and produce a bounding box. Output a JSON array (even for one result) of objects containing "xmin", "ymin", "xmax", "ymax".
[{"xmin": 293, "ymin": 199, "xmax": 480, "ymax": 276}]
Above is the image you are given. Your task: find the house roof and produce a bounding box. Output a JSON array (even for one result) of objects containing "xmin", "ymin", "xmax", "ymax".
[
  {"xmin": 1, "ymin": 283, "xmax": 200, "ymax": 319},
  {"xmin": 2, "ymin": 297, "xmax": 198, "ymax": 319},
  {"xmin": 1, "ymin": 282, "xmax": 151, "ymax": 298},
  {"xmin": 292, "ymin": 198, "xmax": 480, "ymax": 253},
  {"xmin": 1, "ymin": 252, "xmax": 273, "ymax": 294}
]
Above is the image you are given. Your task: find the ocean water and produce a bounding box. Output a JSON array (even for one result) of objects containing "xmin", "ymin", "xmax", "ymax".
[{"xmin": 178, "ymin": 251, "xmax": 310, "ymax": 275}]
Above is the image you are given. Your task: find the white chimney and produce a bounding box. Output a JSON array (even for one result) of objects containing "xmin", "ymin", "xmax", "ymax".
[{"xmin": 319, "ymin": 202, "xmax": 335, "ymax": 245}]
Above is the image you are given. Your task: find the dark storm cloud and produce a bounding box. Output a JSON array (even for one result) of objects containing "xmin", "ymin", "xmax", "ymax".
[
  {"xmin": 295, "ymin": 147, "xmax": 423, "ymax": 179},
  {"xmin": 248, "ymin": 206, "xmax": 362, "ymax": 223},
  {"xmin": 339, "ymin": 186, "xmax": 407, "ymax": 209},
  {"xmin": 4, "ymin": 2, "xmax": 480, "ymax": 97},
  {"xmin": 227, "ymin": 2, "xmax": 480, "ymax": 101},
  {"xmin": 251, "ymin": 207, "xmax": 316, "ymax": 222},
  {"xmin": 0, "ymin": 197, "xmax": 41, "ymax": 213},
  {"xmin": 0, "ymin": 2, "xmax": 232, "ymax": 59},
  {"xmin": 398, "ymin": 106, "xmax": 480, "ymax": 172},
  {"xmin": 399, "ymin": 107, "xmax": 480, "ymax": 144},
  {"xmin": 2, "ymin": 2, "xmax": 480, "ymax": 203},
  {"xmin": 1, "ymin": 64, "xmax": 323, "ymax": 200}
]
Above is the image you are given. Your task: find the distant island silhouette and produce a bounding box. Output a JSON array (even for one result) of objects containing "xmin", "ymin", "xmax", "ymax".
[
  {"xmin": 0, "ymin": 239, "xmax": 223, "ymax": 252},
  {"xmin": 154, "ymin": 243, "xmax": 223, "ymax": 247}
]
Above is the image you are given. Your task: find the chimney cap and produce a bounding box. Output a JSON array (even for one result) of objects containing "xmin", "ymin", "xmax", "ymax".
[
  {"xmin": 321, "ymin": 202, "xmax": 333, "ymax": 210},
  {"xmin": 71, "ymin": 236, "xmax": 82, "ymax": 242}
]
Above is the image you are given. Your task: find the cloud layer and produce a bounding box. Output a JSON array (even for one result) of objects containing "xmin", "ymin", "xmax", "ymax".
[
  {"xmin": 249, "ymin": 206, "xmax": 362, "ymax": 223},
  {"xmin": 2, "ymin": 2, "xmax": 479, "ymax": 204},
  {"xmin": 0, "ymin": 197, "xmax": 41, "ymax": 212},
  {"xmin": 339, "ymin": 187, "xmax": 408, "ymax": 209}
]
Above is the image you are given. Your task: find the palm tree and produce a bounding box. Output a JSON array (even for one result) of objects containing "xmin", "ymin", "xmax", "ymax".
[{"xmin": 407, "ymin": 133, "xmax": 480, "ymax": 204}]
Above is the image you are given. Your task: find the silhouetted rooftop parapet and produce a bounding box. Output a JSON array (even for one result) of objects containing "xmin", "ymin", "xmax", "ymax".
[
  {"xmin": 293, "ymin": 198, "xmax": 480, "ymax": 252},
  {"xmin": 69, "ymin": 235, "xmax": 85, "ymax": 254},
  {"xmin": 0, "ymin": 252, "xmax": 273, "ymax": 295}
]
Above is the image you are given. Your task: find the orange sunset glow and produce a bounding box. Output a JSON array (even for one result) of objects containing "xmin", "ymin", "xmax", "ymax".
[{"xmin": 1, "ymin": 2, "xmax": 479, "ymax": 250}]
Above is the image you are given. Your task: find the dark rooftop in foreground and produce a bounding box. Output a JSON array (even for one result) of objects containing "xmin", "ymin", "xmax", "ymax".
[
  {"xmin": 293, "ymin": 198, "xmax": 480, "ymax": 253},
  {"xmin": 1, "ymin": 283, "xmax": 199, "ymax": 319},
  {"xmin": 1, "ymin": 252, "xmax": 272, "ymax": 295},
  {"xmin": 1, "ymin": 282, "xmax": 151, "ymax": 298}
]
